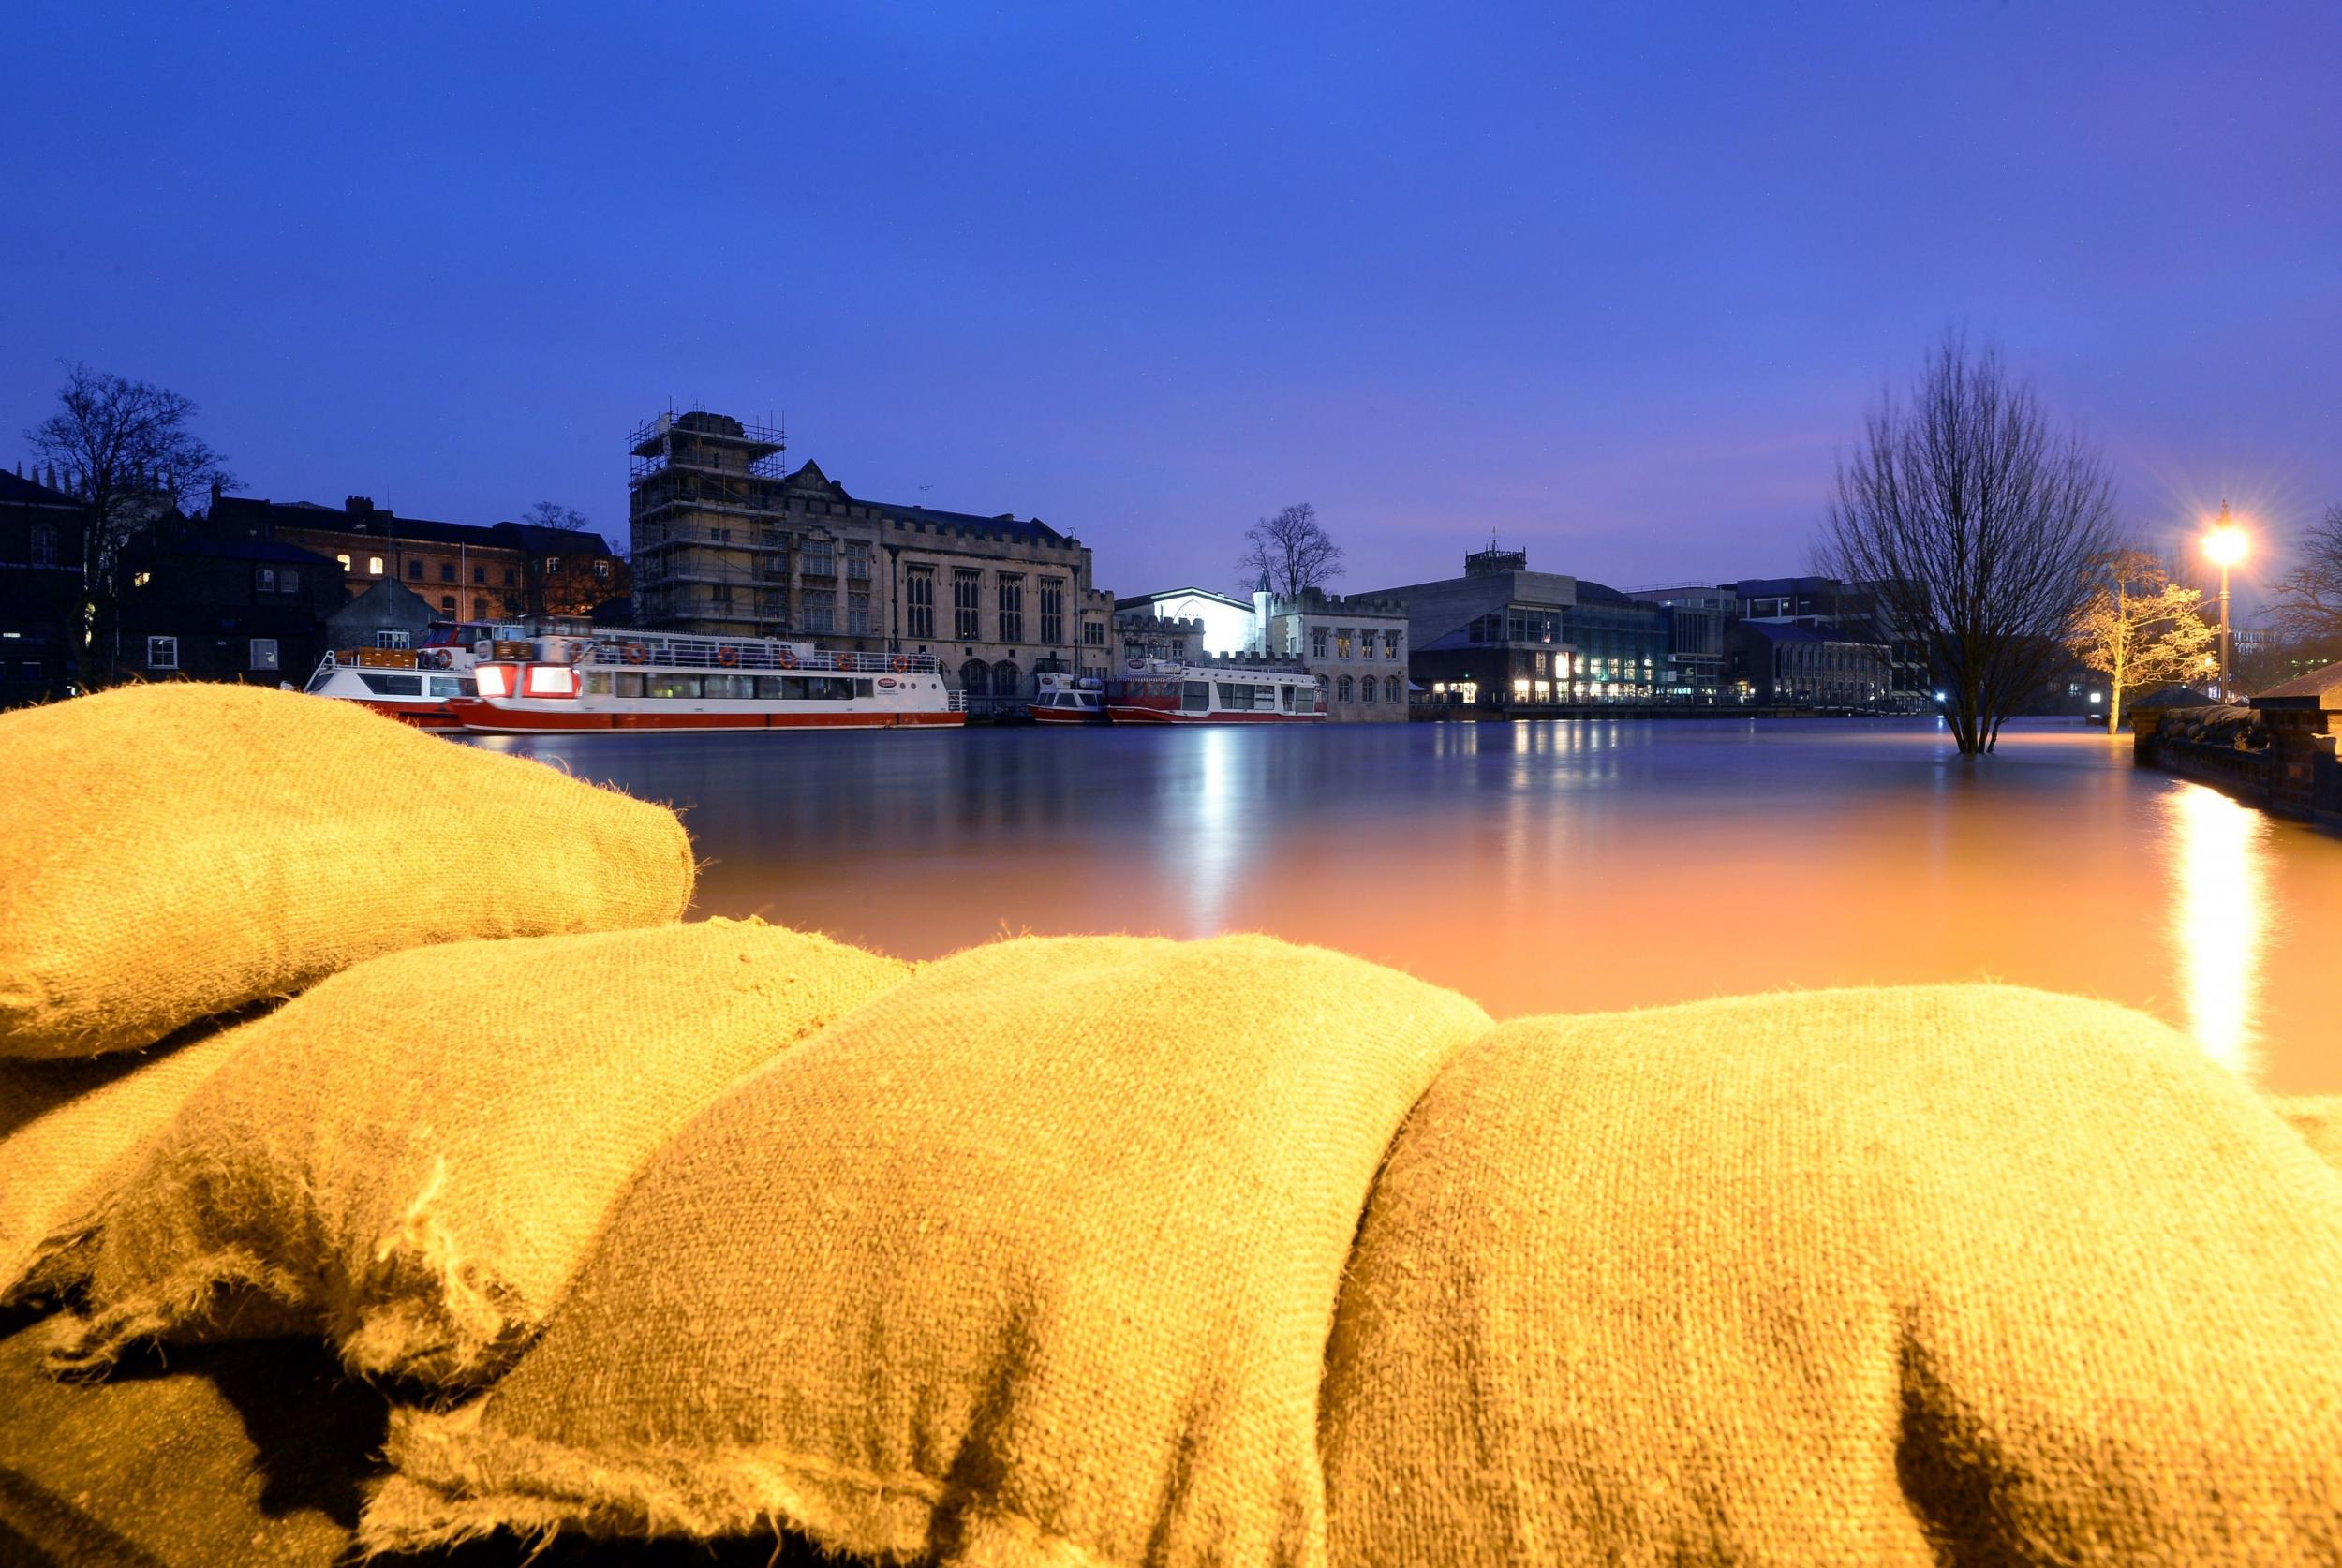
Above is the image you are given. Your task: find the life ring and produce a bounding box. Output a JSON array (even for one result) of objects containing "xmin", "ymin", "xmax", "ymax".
[
  {"xmin": 717, "ymin": 645, "xmax": 739, "ymax": 667},
  {"xmin": 889, "ymin": 655, "xmax": 910, "ymax": 673},
  {"xmin": 622, "ymin": 643, "xmax": 648, "ymax": 665},
  {"xmin": 776, "ymin": 648, "xmax": 798, "ymax": 670}
]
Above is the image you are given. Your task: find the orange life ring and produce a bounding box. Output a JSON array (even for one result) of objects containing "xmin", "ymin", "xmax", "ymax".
[
  {"xmin": 889, "ymin": 655, "xmax": 910, "ymax": 673},
  {"xmin": 717, "ymin": 645, "xmax": 740, "ymax": 667},
  {"xmin": 622, "ymin": 643, "xmax": 648, "ymax": 665},
  {"xmin": 776, "ymin": 648, "xmax": 798, "ymax": 670}
]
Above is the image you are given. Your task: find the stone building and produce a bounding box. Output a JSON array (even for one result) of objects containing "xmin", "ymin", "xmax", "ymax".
[
  {"xmin": 1261, "ymin": 587, "xmax": 1411, "ymax": 721},
  {"xmin": 1724, "ymin": 620, "xmax": 1893, "ymax": 707},
  {"xmin": 0, "ymin": 468, "xmax": 88, "ymax": 706},
  {"xmin": 627, "ymin": 410, "xmax": 1114, "ymax": 713}
]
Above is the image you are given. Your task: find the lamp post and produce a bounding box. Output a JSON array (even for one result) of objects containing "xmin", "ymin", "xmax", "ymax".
[{"xmin": 2201, "ymin": 501, "xmax": 2248, "ymax": 699}]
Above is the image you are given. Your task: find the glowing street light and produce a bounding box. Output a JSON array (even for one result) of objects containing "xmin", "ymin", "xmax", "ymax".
[{"xmin": 2201, "ymin": 502, "xmax": 2249, "ymax": 698}]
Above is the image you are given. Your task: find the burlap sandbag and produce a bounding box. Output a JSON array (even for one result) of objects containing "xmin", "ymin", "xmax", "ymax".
[
  {"xmin": 0, "ymin": 682, "xmax": 695, "ymax": 1058},
  {"xmin": 1321, "ymin": 986, "xmax": 2342, "ymax": 1565},
  {"xmin": 0, "ymin": 1028, "xmax": 248, "ymax": 1302},
  {"xmin": 363, "ymin": 934, "xmax": 1491, "ymax": 1566},
  {"xmin": 2270, "ymin": 1093, "xmax": 2342, "ymax": 1174},
  {"xmin": 50, "ymin": 918, "xmax": 909, "ymax": 1386}
]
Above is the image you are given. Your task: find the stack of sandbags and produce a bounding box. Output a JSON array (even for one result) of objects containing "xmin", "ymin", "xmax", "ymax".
[
  {"xmin": 1318, "ymin": 987, "xmax": 2342, "ymax": 1564},
  {"xmin": 1, "ymin": 682, "xmax": 698, "ymax": 1305},
  {"xmin": 361, "ymin": 934, "xmax": 1493, "ymax": 1565},
  {"xmin": 43, "ymin": 919, "xmax": 910, "ymax": 1383}
]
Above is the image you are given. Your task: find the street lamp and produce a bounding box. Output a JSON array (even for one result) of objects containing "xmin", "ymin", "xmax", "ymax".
[{"xmin": 2202, "ymin": 502, "xmax": 2248, "ymax": 698}]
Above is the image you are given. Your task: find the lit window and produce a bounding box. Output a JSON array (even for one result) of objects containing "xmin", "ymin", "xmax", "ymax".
[
  {"xmin": 132, "ymin": 570, "xmax": 152, "ymax": 588},
  {"xmin": 368, "ymin": 555, "xmax": 384, "ymax": 575},
  {"xmin": 147, "ymin": 636, "xmax": 177, "ymax": 670},
  {"xmin": 250, "ymin": 638, "xmax": 279, "ymax": 671},
  {"xmin": 336, "ymin": 554, "xmax": 351, "ymax": 571}
]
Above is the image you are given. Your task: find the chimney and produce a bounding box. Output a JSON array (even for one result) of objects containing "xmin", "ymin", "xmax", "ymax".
[
  {"xmin": 211, "ymin": 477, "xmax": 224, "ymax": 508},
  {"xmin": 346, "ymin": 496, "xmax": 375, "ymax": 515}
]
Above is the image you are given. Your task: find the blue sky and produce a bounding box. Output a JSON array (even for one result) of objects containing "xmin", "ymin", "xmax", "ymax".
[{"xmin": 6, "ymin": 1, "xmax": 2335, "ymax": 606}]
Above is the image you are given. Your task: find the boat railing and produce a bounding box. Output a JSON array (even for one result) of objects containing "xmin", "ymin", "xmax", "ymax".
[
  {"xmin": 579, "ymin": 637, "xmax": 940, "ymax": 676},
  {"xmin": 947, "ymin": 690, "xmax": 968, "ymax": 714}
]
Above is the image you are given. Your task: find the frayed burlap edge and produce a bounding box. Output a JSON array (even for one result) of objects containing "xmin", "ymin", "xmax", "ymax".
[
  {"xmin": 363, "ymin": 1399, "xmax": 1128, "ymax": 1568},
  {"xmin": 43, "ymin": 1244, "xmax": 316, "ymax": 1376}
]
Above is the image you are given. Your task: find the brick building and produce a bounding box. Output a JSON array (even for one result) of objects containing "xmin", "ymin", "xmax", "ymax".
[{"xmin": 113, "ymin": 519, "xmax": 345, "ymax": 687}]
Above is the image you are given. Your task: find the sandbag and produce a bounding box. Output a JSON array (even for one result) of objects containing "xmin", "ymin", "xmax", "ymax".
[
  {"xmin": 51, "ymin": 918, "xmax": 908, "ymax": 1386},
  {"xmin": 2270, "ymin": 1093, "xmax": 2342, "ymax": 1174},
  {"xmin": 0, "ymin": 1028, "xmax": 248, "ymax": 1302},
  {"xmin": 1320, "ymin": 986, "xmax": 2342, "ymax": 1566},
  {"xmin": 0, "ymin": 682, "xmax": 695, "ymax": 1058},
  {"xmin": 363, "ymin": 934, "xmax": 1491, "ymax": 1566}
]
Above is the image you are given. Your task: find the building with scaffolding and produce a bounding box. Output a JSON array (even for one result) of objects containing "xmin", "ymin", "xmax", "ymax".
[{"xmin": 628, "ymin": 409, "xmax": 1117, "ymax": 715}]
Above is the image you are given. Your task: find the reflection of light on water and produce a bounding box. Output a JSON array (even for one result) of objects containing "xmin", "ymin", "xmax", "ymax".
[
  {"xmin": 2164, "ymin": 783, "xmax": 2268, "ymax": 1077},
  {"xmin": 1186, "ymin": 726, "xmax": 1239, "ymax": 931}
]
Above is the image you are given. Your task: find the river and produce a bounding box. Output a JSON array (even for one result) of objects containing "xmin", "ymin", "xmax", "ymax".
[{"xmin": 468, "ymin": 717, "xmax": 2342, "ymax": 1093}]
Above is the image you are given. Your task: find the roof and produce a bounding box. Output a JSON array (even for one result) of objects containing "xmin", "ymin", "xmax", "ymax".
[
  {"xmin": 214, "ymin": 496, "xmax": 514, "ymax": 552},
  {"xmin": 492, "ymin": 521, "xmax": 622, "ymax": 555},
  {"xmin": 786, "ymin": 461, "xmax": 1072, "ymax": 548},
  {"xmin": 2250, "ymin": 660, "xmax": 2342, "ymax": 711},
  {"xmin": 1573, "ymin": 579, "xmax": 1634, "ymax": 605},
  {"xmin": 0, "ymin": 471, "xmax": 82, "ymax": 507},
  {"xmin": 1735, "ymin": 619, "xmax": 1875, "ymax": 645},
  {"xmin": 1116, "ymin": 587, "xmax": 1253, "ymax": 613},
  {"xmin": 130, "ymin": 534, "xmax": 340, "ymax": 568}
]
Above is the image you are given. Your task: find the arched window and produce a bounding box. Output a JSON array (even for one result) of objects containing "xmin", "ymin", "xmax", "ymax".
[
  {"xmin": 992, "ymin": 659, "xmax": 1021, "ymax": 697},
  {"xmin": 1360, "ymin": 676, "xmax": 1376, "ymax": 703},
  {"xmin": 367, "ymin": 555, "xmax": 384, "ymax": 576},
  {"xmin": 960, "ymin": 658, "xmax": 989, "ymax": 697},
  {"xmin": 1386, "ymin": 674, "xmax": 1401, "ymax": 704},
  {"xmin": 1338, "ymin": 676, "xmax": 1353, "ymax": 703}
]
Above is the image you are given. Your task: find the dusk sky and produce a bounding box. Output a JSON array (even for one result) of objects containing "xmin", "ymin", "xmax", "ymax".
[{"xmin": 7, "ymin": 1, "xmax": 2336, "ymax": 605}]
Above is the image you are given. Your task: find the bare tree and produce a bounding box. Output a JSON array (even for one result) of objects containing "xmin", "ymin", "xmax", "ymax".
[
  {"xmin": 1238, "ymin": 502, "xmax": 1344, "ymax": 599},
  {"xmin": 2268, "ymin": 502, "xmax": 2342, "ymax": 644},
  {"xmin": 2065, "ymin": 548, "xmax": 2215, "ymax": 733},
  {"xmin": 25, "ymin": 363, "xmax": 235, "ymax": 653},
  {"xmin": 1816, "ymin": 335, "xmax": 2119, "ymax": 754},
  {"xmin": 521, "ymin": 500, "xmax": 592, "ymax": 533}
]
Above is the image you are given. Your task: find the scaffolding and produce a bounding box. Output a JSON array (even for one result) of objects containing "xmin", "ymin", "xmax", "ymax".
[{"xmin": 628, "ymin": 410, "xmax": 795, "ymax": 637}]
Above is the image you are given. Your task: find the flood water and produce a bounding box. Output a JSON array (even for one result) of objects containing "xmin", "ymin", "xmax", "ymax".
[{"xmin": 470, "ymin": 717, "xmax": 2342, "ymax": 1093}]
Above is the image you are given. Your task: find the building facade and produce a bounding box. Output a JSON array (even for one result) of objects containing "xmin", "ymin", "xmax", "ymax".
[
  {"xmin": 113, "ymin": 521, "xmax": 346, "ymax": 688},
  {"xmin": 212, "ymin": 493, "xmax": 628, "ymax": 625},
  {"xmin": 1262, "ymin": 588, "xmax": 1410, "ymax": 721},
  {"xmin": 0, "ymin": 469, "xmax": 88, "ymax": 706},
  {"xmin": 1113, "ymin": 587, "xmax": 1257, "ymax": 656},
  {"xmin": 1359, "ymin": 547, "xmax": 1671, "ymax": 709},
  {"xmin": 628, "ymin": 411, "xmax": 1114, "ymax": 712},
  {"xmin": 1725, "ymin": 619, "xmax": 1893, "ymax": 707}
]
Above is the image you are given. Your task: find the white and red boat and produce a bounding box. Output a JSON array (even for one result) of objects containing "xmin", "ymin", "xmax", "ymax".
[
  {"xmin": 1030, "ymin": 671, "xmax": 1108, "ymax": 724},
  {"xmin": 450, "ymin": 631, "xmax": 963, "ymax": 733},
  {"xmin": 1105, "ymin": 658, "xmax": 1327, "ymax": 723},
  {"xmin": 302, "ymin": 619, "xmax": 533, "ymax": 729}
]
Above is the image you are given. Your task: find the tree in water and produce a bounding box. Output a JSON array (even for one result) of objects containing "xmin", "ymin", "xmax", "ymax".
[
  {"xmin": 25, "ymin": 363, "xmax": 235, "ymax": 661},
  {"xmin": 1238, "ymin": 502, "xmax": 1344, "ymax": 599},
  {"xmin": 2066, "ymin": 549, "xmax": 2215, "ymax": 732},
  {"xmin": 1817, "ymin": 335, "xmax": 2117, "ymax": 754}
]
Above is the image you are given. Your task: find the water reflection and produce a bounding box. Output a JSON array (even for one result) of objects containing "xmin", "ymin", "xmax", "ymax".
[
  {"xmin": 2163, "ymin": 783, "xmax": 2270, "ymax": 1075},
  {"xmin": 470, "ymin": 719, "xmax": 2342, "ymax": 1092}
]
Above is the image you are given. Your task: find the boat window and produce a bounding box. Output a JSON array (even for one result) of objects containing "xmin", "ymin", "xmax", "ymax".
[
  {"xmin": 704, "ymin": 674, "xmax": 753, "ymax": 700},
  {"xmin": 648, "ymin": 674, "xmax": 702, "ymax": 700},
  {"xmin": 756, "ymin": 676, "xmax": 787, "ymax": 701},
  {"xmin": 430, "ymin": 675, "xmax": 472, "ymax": 698},
  {"xmin": 357, "ymin": 672, "xmax": 424, "ymax": 697},
  {"xmin": 855, "ymin": 680, "xmax": 875, "ymax": 699},
  {"xmin": 1183, "ymin": 681, "xmax": 1211, "ymax": 713},
  {"xmin": 615, "ymin": 672, "xmax": 645, "ymax": 699}
]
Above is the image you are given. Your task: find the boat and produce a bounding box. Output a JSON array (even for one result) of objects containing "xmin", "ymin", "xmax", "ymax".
[
  {"xmin": 1030, "ymin": 671, "xmax": 1108, "ymax": 724},
  {"xmin": 301, "ymin": 619, "xmax": 532, "ymax": 729},
  {"xmin": 448, "ymin": 630, "xmax": 964, "ymax": 733},
  {"xmin": 1104, "ymin": 658, "xmax": 1327, "ymax": 723}
]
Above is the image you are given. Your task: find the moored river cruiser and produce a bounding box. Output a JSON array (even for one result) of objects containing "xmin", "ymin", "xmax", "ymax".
[
  {"xmin": 449, "ymin": 631, "xmax": 962, "ymax": 733},
  {"xmin": 1105, "ymin": 659, "xmax": 1327, "ymax": 723},
  {"xmin": 302, "ymin": 619, "xmax": 533, "ymax": 729},
  {"xmin": 1030, "ymin": 672, "xmax": 1109, "ymax": 724}
]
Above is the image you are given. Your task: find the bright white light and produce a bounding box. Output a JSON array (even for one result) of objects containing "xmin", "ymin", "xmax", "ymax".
[
  {"xmin": 1933, "ymin": 689, "xmax": 1948, "ymax": 703},
  {"xmin": 475, "ymin": 664, "xmax": 513, "ymax": 698},
  {"xmin": 2165, "ymin": 783, "xmax": 2266, "ymax": 1077},
  {"xmin": 2089, "ymin": 692, "xmax": 2103, "ymax": 704},
  {"xmin": 524, "ymin": 664, "xmax": 579, "ymax": 698},
  {"xmin": 2202, "ymin": 525, "xmax": 2249, "ymax": 568}
]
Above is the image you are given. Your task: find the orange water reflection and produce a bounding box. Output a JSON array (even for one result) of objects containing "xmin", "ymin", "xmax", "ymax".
[{"xmin": 476, "ymin": 718, "xmax": 2341, "ymax": 1091}]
